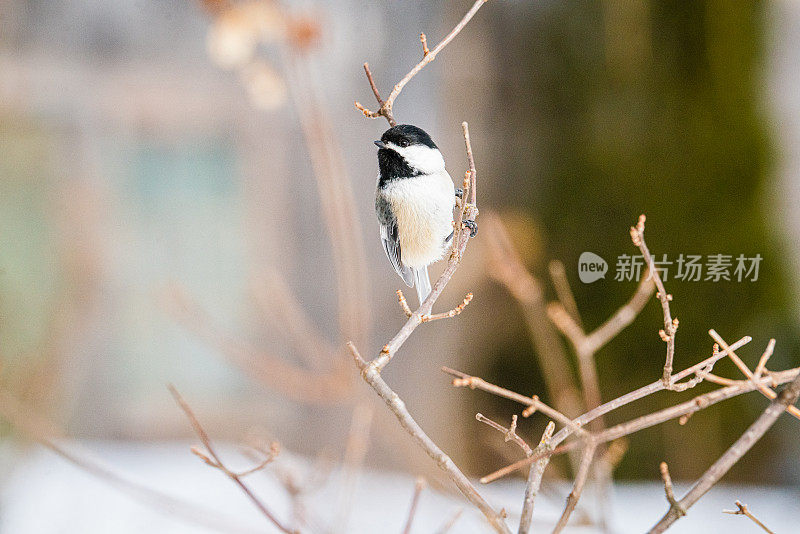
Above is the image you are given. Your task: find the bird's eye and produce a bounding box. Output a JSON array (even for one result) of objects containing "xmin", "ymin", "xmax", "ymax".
[{"xmin": 399, "ymin": 139, "xmax": 409, "ymax": 147}]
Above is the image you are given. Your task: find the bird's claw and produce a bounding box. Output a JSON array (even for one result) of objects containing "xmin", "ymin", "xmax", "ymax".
[
  {"xmin": 455, "ymin": 188, "xmax": 464, "ymax": 199},
  {"xmin": 463, "ymin": 219, "xmax": 478, "ymax": 238}
]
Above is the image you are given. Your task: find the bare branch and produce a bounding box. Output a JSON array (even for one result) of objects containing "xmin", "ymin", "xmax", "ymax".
[
  {"xmin": 349, "ymin": 345, "xmax": 510, "ymax": 533},
  {"xmin": 356, "ymin": 0, "xmax": 490, "ymax": 125},
  {"xmin": 476, "ymin": 413, "xmax": 532, "ymax": 455},
  {"xmin": 548, "ymin": 259, "xmax": 583, "ymax": 329},
  {"xmin": 659, "ymin": 462, "xmax": 685, "ymax": 517},
  {"xmin": 630, "ymin": 214, "xmax": 678, "ymax": 385},
  {"xmin": 552, "ymin": 442, "xmax": 597, "ymax": 533},
  {"xmin": 479, "ymin": 353, "xmax": 796, "ymax": 484},
  {"xmin": 434, "ymin": 509, "xmax": 464, "ymax": 534},
  {"xmin": 168, "ymin": 385, "xmax": 297, "ymax": 534},
  {"xmin": 334, "ymin": 404, "xmax": 374, "ymax": 533},
  {"xmin": 518, "ymin": 421, "xmax": 555, "ymax": 534},
  {"xmin": 754, "ymin": 339, "xmax": 776, "ymax": 380},
  {"xmin": 0, "ymin": 388, "xmax": 264, "ymax": 534},
  {"xmin": 422, "ymin": 292, "xmax": 473, "ymax": 322},
  {"xmin": 484, "ymin": 213, "xmax": 583, "ymax": 420},
  {"xmin": 648, "ymin": 370, "xmax": 800, "ymax": 533},
  {"xmin": 710, "ymin": 330, "xmax": 800, "ymax": 420},
  {"xmin": 401, "ymin": 477, "xmax": 427, "ymax": 534},
  {"xmin": 443, "ymin": 367, "xmax": 588, "ymax": 437},
  {"xmin": 723, "ymin": 501, "xmax": 774, "ymax": 534}
]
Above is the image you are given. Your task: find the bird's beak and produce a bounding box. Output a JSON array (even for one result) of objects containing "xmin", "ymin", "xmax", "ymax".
[{"xmin": 374, "ymin": 140, "xmax": 386, "ymax": 149}]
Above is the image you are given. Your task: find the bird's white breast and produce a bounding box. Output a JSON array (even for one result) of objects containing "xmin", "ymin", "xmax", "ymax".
[{"xmin": 381, "ymin": 170, "xmax": 455, "ymax": 268}]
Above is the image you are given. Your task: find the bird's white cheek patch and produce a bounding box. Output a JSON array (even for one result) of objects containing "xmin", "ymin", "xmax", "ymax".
[{"xmin": 389, "ymin": 144, "xmax": 445, "ymax": 175}]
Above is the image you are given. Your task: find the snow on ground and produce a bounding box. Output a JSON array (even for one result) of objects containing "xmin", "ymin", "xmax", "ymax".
[{"xmin": 0, "ymin": 441, "xmax": 797, "ymax": 533}]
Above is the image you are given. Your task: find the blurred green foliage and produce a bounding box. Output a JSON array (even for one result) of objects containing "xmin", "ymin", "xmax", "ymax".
[{"xmin": 482, "ymin": 0, "xmax": 799, "ymax": 482}]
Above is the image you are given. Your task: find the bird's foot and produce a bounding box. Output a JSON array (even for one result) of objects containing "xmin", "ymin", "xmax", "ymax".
[{"xmin": 463, "ymin": 219, "xmax": 478, "ymax": 238}]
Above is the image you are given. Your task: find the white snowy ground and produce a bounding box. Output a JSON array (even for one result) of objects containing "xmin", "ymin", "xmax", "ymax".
[{"xmin": 0, "ymin": 442, "xmax": 797, "ymax": 533}]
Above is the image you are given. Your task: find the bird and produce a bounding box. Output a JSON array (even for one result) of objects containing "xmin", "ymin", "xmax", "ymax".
[{"xmin": 374, "ymin": 124, "xmax": 477, "ymax": 305}]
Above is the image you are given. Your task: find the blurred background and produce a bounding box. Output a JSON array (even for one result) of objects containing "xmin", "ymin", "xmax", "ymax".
[{"xmin": 1, "ymin": 0, "xmax": 799, "ymax": 531}]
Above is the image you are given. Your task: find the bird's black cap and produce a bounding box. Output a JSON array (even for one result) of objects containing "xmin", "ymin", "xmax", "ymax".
[{"xmin": 379, "ymin": 124, "xmax": 438, "ymax": 150}]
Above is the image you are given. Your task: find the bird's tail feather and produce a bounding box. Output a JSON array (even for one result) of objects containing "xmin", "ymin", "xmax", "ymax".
[{"xmin": 412, "ymin": 266, "xmax": 431, "ymax": 305}]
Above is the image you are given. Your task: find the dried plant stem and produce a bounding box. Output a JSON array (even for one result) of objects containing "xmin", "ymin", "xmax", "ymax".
[
  {"xmin": 168, "ymin": 287, "xmax": 351, "ymax": 403},
  {"xmin": 349, "ymin": 344, "xmax": 510, "ymax": 534},
  {"xmin": 648, "ymin": 371, "xmax": 800, "ymax": 532},
  {"xmin": 476, "ymin": 413, "xmax": 532, "ymax": 455},
  {"xmin": 710, "ymin": 329, "xmax": 800, "ymax": 420},
  {"xmin": 434, "ymin": 509, "xmax": 464, "ymax": 534},
  {"xmin": 168, "ymin": 385, "xmax": 296, "ymax": 534},
  {"xmin": 518, "ymin": 421, "xmax": 556, "ymax": 534},
  {"xmin": 723, "ymin": 501, "xmax": 774, "ymax": 534},
  {"xmin": 355, "ymin": 0, "xmax": 490, "ymax": 125},
  {"xmin": 484, "ymin": 213, "xmax": 583, "ymax": 420},
  {"xmin": 401, "ymin": 478, "xmax": 427, "ymax": 534},
  {"xmin": 443, "ymin": 367, "xmax": 588, "ymax": 438},
  {"xmin": 334, "ymin": 404, "xmax": 374, "ymax": 533},
  {"xmin": 552, "ymin": 442, "xmax": 597, "ymax": 533},
  {"xmin": 630, "ymin": 215, "xmax": 677, "ymax": 385},
  {"xmin": 286, "ymin": 54, "xmax": 371, "ymax": 349},
  {"xmin": 480, "ymin": 345, "xmax": 794, "ymax": 484},
  {"xmin": 0, "ymin": 389, "xmax": 263, "ymax": 534},
  {"xmin": 548, "ymin": 260, "xmax": 582, "ymax": 329},
  {"xmin": 659, "ymin": 462, "xmax": 685, "ymax": 517}
]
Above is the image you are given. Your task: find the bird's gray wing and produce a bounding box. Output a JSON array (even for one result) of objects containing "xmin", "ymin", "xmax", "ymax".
[{"xmin": 376, "ymin": 195, "xmax": 414, "ymax": 287}]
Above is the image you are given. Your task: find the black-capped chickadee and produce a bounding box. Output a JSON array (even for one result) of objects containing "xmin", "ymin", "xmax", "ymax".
[{"xmin": 374, "ymin": 124, "xmax": 477, "ymax": 304}]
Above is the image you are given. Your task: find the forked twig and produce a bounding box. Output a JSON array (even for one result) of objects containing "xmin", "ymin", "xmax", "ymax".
[
  {"xmin": 710, "ymin": 329, "xmax": 800, "ymax": 420},
  {"xmin": 476, "ymin": 413, "xmax": 532, "ymax": 455},
  {"xmin": 648, "ymin": 371, "xmax": 800, "ymax": 532},
  {"xmin": 723, "ymin": 501, "xmax": 775, "ymax": 534},
  {"xmin": 659, "ymin": 462, "xmax": 685, "ymax": 517},
  {"xmin": 355, "ymin": 0, "xmax": 490, "ymax": 125},
  {"xmin": 168, "ymin": 385, "xmax": 296, "ymax": 534}
]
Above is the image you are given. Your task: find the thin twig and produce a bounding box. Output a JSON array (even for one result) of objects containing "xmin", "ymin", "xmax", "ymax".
[
  {"xmin": 476, "ymin": 413, "xmax": 532, "ymax": 455},
  {"xmin": 422, "ymin": 293, "xmax": 473, "ymax": 322},
  {"xmin": 334, "ymin": 404, "xmax": 374, "ymax": 534},
  {"xmin": 710, "ymin": 330, "xmax": 800, "ymax": 420},
  {"xmin": 659, "ymin": 462, "xmax": 685, "ymax": 517},
  {"xmin": 434, "ymin": 509, "xmax": 464, "ymax": 534},
  {"xmin": 723, "ymin": 501, "xmax": 775, "ymax": 534},
  {"xmin": 518, "ymin": 421, "xmax": 555, "ymax": 534},
  {"xmin": 397, "ymin": 289, "xmax": 413, "ymax": 317},
  {"xmin": 168, "ymin": 385, "xmax": 297, "ymax": 534},
  {"xmin": 401, "ymin": 477, "xmax": 427, "ymax": 534},
  {"xmin": 754, "ymin": 339, "xmax": 776, "ymax": 380},
  {"xmin": 630, "ymin": 215, "xmax": 678, "ymax": 385},
  {"xmin": 484, "ymin": 213, "xmax": 584, "ymax": 420},
  {"xmin": 552, "ymin": 442, "xmax": 597, "ymax": 534},
  {"xmin": 648, "ymin": 370, "xmax": 800, "ymax": 532},
  {"xmin": 349, "ymin": 345, "xmax": 511, "ymax": 534},
  {"xmin": 420, "ymin": 32, "xmax": 430, "ymax": 57},
  {"xmin": 479, "ymin": 356, "xmax": 796, "ymax": 484},
  {"xmin": 443, "ymin": 367, "xmax": 588, "ymax": 437},
  {"xmin": 548, "ymin": 260, "xmax": 583, "ymax": 330},
  {"xmin": 355, "ymin": 0, "xmax": 490, "ymax": 125},
  {"xmin": 0, "ymin": 388, "xmax": 264, "ymax": 534}
]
